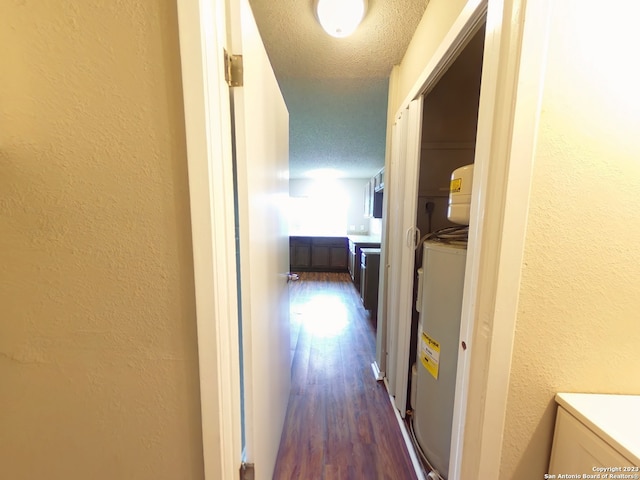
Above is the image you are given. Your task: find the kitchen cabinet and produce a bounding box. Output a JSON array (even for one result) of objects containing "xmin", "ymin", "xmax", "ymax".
[
  {"xmin": 348, "ymin": 236, "xmax": 381, "ymax": 289},
  {"xmin": 290, "ymin": 237, "xmax": 312, "ymax": 270},
  {"xmin": 289, "ymin": 237, "xmax": 348, "ymax": 272},
  {"xmin": 348, "ymin": 240, "xmax": 357, "ymax": 281},
  {"xmin": 374, "ymin": 168, "xmax": 384, "ymax": 191},
  {"xmin": 311, "ymin": 238, "xmax": 348, "ymax": 270},
  {"xmin": 360, "ymin": 248, "xmax": 381, "ymax": 312},
  {"xmin": 364, "ymin": 168, "xmax": 384, "ymax": 219},
  {"xmin": 372, "ymin": 190, "xmax": 383, "ymax": 218},
  {"xmin": 364, "ymin": 180, "xmax": 372, "ymax": 218},
  {"xmin": 549, "ymin": 393, "xmax": 640, "ymax": 476}
]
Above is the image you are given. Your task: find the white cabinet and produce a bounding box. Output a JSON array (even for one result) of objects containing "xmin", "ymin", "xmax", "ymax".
[
  {"xmin": 549, "ymin": 393, "xmax": 640, "ymax": 477},
  {"xmin": 364, "ymin": 179, "xmax": 372, "ymax": 217},
  {"xmin": 364, "ymin": 169, "xmax": 384, "ymax": 219},
  {"xmin": 374, "ymin": 168, "xmax": 384, "ymax": 191}
]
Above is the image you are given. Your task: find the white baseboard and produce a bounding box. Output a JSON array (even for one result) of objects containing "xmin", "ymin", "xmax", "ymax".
[
  {"xmin": 388, "ymin": 390, "xmax": 426, "ymax": 480},
  {"xmin": 371, "ymin": 361, "xmax": 384, "ymax": 381}
]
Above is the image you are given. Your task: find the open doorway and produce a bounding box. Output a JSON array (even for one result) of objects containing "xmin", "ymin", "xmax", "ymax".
[
  {"xmin": 409, "ymin": 22, "xmax": 486, "ymax": 406},
  {"xmin": 384, "ymin": 22, "xmax": 486, "ymax": 480},
  {"xmin": 410, "ymin": 24, "xmax": 485, "ymax": 480}
]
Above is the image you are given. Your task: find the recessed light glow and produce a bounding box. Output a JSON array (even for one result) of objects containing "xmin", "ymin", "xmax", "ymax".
[{"xmin": 316, "ymin": 0, "xmax": 367, "ymax": 38}]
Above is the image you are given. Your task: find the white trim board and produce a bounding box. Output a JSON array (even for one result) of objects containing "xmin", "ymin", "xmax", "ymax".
[
  {"xmin": 176, "ymin": 0, "xmax": 242, "ymax": 478},
  {"xmin": 371, "ymin": 361, "xmax": 384, "ymax": 381},
  {"xmin": 374, "ymin": 65, "xmax": 401, "ymax": 380},
  {"xmin": 396, "ymin": 0, "xmax": 488, "ymax": 119},
  {"xmin": 390, "ymin": 392, "xmax": 428, "ymax": 480},
  {"xmin": 461, "ymin": 0, "xmax": 552, "ymax": 477}
]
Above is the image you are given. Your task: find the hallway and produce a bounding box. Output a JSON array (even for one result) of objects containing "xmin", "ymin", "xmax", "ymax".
[{"xmin": 273, "ymin": 272, "xmax": 417, "ymax": 479}]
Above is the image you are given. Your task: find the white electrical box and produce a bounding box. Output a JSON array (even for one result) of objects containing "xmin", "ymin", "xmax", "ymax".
[{"xmin": 447, "ymin": 164, "xmax": 474, "ymax": 225}]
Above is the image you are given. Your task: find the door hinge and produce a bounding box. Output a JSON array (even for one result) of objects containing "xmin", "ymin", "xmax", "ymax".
[
  {"xmin": 225, "ymin": 50, "xmax": 243, "ymax": 87},
  {"xmin": 240, "ymin": 462, "xmax": 255, "ymax": 480}
]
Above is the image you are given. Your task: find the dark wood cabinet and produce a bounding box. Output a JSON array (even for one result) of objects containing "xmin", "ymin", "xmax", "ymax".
[
  {"xmin": 360, "ymin": 248, "xmax": 381, "ymax": 312},
  {"xmin": 311, "ymin": 245, "xmax": 331, "ymax": 267},
  {"xmin": 289, "ymin": 237, "xmax": 348, "ymax": 272},
  {"xmin": 348, "ymin": 240, "xmax": 357, "ymax": 281},
  {"xmin": 290, "ymin": 237, "xmax": 312, "ymax": 269},
  {"xmin": 348, "ymin": 237, "xmax": 381, "ymax": 290},
  {"xmin": 372, "ymin": 190, "xmax": 383, "ymax": 218}
]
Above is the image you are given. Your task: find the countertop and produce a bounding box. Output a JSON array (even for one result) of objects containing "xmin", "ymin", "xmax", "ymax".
[
  {"xmin": 288, "ymin": 233, "xmax": 381, "ymax": 243},
  {"xmin": 347, "ymin": 234, "xmax": 381, "ymax": 244},
  {"xmin": 289, "ymin": 233, "xmax": 347, "ymax": 238},
  {"xmin": 555, "ymin": 392, "xmax": 640, "ymax": 465}
]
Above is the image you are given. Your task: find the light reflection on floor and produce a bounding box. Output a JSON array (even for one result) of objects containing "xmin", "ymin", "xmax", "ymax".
[{"xmin": 291, "ymin": 294, "xmax": 350, "ymax": 339}]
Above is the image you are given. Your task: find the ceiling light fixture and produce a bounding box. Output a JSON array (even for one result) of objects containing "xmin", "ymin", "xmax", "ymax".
[{"xmin": 316, "ymin": 0, "xmax": 368, "ymax": 38}]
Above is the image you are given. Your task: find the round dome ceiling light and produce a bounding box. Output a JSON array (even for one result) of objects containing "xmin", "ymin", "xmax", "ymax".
[{"xmin": 316, "ymin": 0, "xmax": 368, "ymax": 38}]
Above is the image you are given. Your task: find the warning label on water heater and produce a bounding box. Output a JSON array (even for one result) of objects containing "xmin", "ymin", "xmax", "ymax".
[{"xmin": 420, "ymin": 332, "xmax": 441, "ymax": 380}]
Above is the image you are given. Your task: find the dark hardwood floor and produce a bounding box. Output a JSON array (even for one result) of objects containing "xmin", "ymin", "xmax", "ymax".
[{"xmin": 273, "ymin": 272, "xmax": 418, "ymax": 480}]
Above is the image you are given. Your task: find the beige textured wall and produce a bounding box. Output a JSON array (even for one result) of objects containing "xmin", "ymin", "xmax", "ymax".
[
  {"xmin": 391, "ymin": 0, "xmax": 469, "ymax": 115},
  {"xmin": 0, "ymin": 1, "xmax": 204, "ymax": 479},
  {"xmin": 500, "ymin": 1, "xmax": 640, "ymax": 478}
]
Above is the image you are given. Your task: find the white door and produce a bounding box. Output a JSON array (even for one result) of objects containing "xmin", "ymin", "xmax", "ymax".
[
  {"xmin": 179, "ymin": 0, "xmax": 291, "ymax": 477},
  {"xmin": 387, "ymin": 98, "xmax": 423, "ymax": 415},
  {"xmin": 230, "ymin": 0, "xmax": 291, "ymax": 478},
  {"xmin": 385, "ymin": 112, "xmax": 408, "ymax": 398}
]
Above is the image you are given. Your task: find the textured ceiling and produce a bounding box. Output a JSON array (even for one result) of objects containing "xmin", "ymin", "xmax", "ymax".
[
  {"xmin": 250, "ymin": 0, "xmax": 428, "ymax": 178},
  {"xmin": 249, "ymin": 0, "xmax": 429, "ymax": 79},
  {"xmin": 280, "ymin": 77, "xmax": 389, "ymax": 179}
]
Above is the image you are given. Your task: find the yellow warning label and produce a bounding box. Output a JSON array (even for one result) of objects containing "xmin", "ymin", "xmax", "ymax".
[
  {"xmin": 450, "ymin": 178, "xmax": 462, "ymax": 193},
  {"xmin": 420, "ymin": 332, "xmax": 441, "ymax": 380}
]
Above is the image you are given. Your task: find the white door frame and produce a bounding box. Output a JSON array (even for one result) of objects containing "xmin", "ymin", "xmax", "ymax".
[
  {"xmin": 389, "ymin": 0, "xmax": 551, "ymax": 477},
  {"xmin": 176, "ymin": 0, "xmax": 242, "ymax": 479},
  {"xmin": 460, "ymin": 0, "xmax": 552, "ymax": 476}
]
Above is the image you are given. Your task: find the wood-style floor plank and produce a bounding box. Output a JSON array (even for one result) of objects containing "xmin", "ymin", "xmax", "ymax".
[{"xmin": 273, "ymin": 272, "xmax": 417, "ymax": 480}]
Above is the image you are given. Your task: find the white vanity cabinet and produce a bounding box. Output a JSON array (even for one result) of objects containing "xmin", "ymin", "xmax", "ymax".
[{"xmin": 549, "ymin": 393, "xmax": 640, "ymax": 477}]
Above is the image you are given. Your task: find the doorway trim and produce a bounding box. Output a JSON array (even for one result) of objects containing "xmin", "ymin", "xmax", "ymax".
[
  {"xmin": 387, "ymin": 1, "xmax": 489, "ymax": 478},
  {"xmin": 176, "ymin": 0, "xmax": 242, "ymax": 478},
  {"xmin": 460, "ymin": 0, "xmax": 552, "ymax": 476},
  {"xmin": 397, "ymin": 0, "xmax": 488, "ymax": 115}
]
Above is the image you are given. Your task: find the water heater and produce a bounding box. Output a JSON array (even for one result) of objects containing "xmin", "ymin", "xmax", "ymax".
[{"xmin": 447, "ymin": 164, "xmax": 474, "ymax": 225}]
